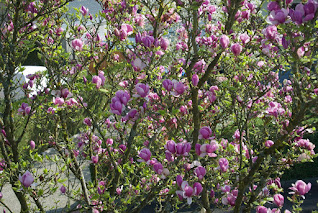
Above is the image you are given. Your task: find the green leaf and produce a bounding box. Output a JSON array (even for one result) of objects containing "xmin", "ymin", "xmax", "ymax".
[
  {"xmin": 99, "ymin": 89, "xmax": 109, "ymax": 93},
  {"xmin": 57, "ymin": 178, "xmax": 67, "ymax": 183}
]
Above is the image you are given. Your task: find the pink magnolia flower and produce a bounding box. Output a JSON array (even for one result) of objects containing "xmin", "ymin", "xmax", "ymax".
[
  {"xmin": 132, "ymin": 58, "xmax": 147, "ymax": 71},
  {"xmin": 92, "ymin": 76, "xmax": 102, "ymax": 89},
  {"xmin": 134, "ymin": 14, "xmax": 145, "ymax": 27},
  {"xmin": 175, "ymin": 142, "xmax": 191, "ymax": 156},
  {"xmin": 138, "ymin": 148, "xmax": 151, "ymax": 163},
  {"xmin": 195, "ymin": 143, "xmax": 202, "ymax": 156},
  {"xmin": 176, "ymin": 175, "xmax": 183, "ymax": 187},
  {"xmin": 47, "ymin": 107, "xmax": 56, "ymax": 114},
  {"xmin": 98, "ymin": 71, "xmax": 106, "ymax": 86},
  {"xmin": 165, "ymin": 151, "xmax": 174, "ymax": 162},
  {"xmin": 289, "ymin": 180, "xmax": 311, "ymax": 196},
  {"xmin": 265, "ymin": 140, "xmax": 274, "ymax": 148},
  {"xmin": 19, "ymin": 171, "xmax": 34, "ymax": 187},
  {"xmin": 297, "ymin": 46, "xmax": 305, "ymax": 58},
  {"xmin": 30, "ymin": 140, "xmax": 35, "ymax": 150},
  {"xmin": 199, "ymin": 126, "xmax": 212, "ymax": 139},
  {"xmin": 296, "ymin": 139, "xmax": 315, "ymax": 152},
  {"xmin": 265, "ymin": 101, "xmax": 285, "ymax": 118},
  {"xmin": 220, "ymin": 35, "xmax": 230, "ymax": 49},
  {"xmin": 290, "ymin": 8, "xmax": 304, "ymax": 24},
  {"xmin": 127, "ymin": 108, "xmax": 139, "ymax": 120},
  {"xmin": 153, "ymin": 162, "xmax": 163, "ymax": 174},
  {"xmin": 91, "ymin": 155, "xmax": 99, "ymax": 164},
  {"xmin": 142, "ymin": 35, "xmax": 154, "ymax": 48},
  {"xmin": 56, "ymin": 27, "xmax": 64, "ymax": 36},
  {"xmin": 118, "ymin": 24, "xmax": 133, "ymax": 41},
  {"xmin": 119, "ymin": 80, "xmax": 128, "ymax": 87},
  {"xmin": 273, "ymin": 194, "xmax": 284, "ymax": 207},
  {"xmin": 115, "ymin": 90, "xmax": 130, "ymax": 105},
  {"xmin": 241, "ymin": 10, "xmax": 250, "ymax": 19},
  {"xmin": 119, "ymin": 144, "xmax": 126, "ymax": 155},
  {"xmin": 199, "ymin": 141, "xmax": 219, "ymax": 157},
  {"xmin": 284, "ymin": 95, "xmax": 292, "ymax": 103},
  {"xmin": 267, "ymin": 1, "xmax": 280, "ymax": 11},
  {"xmin": 60, "ymin": 88, "xmax": 72, "ymax": 99},
  {"xmin": 116, "ymin": 186, "xmax": 123, "ymax": 195},
  {"xmin": 240, "ymin": 33, "xmax": 250, "ymax": 44},
  {"xmin": 267, "ymin": 9, "xmax": 289, "ymax": 25},
  {"xmin": 290, "ymin": 3, "xmax": 317, "ymax": 24},
  {"xmin": 224, "ymin": 193, "xmax": 236, "ymax": 206},
  {"xmin": 65, "ymin": 98, "xmax": 78, "ymax": 107},
  {"xmin": 160, "ymin": 37, "xmax": 169, "ymax": 50},
  {"xmin": 231, "ymin": 43, "xmax": 242, "ymax": 56},
  {"xmin": 106, "ymin": 138, "xmax": 113, "ymax": 145},
  {"xmin": 193, "ymin": 182, "xmax": 203, "ymax": 195},
  {"xmin": 27, "ymin": 2, "xmax": 38, "ymax": 13},
  {"xmin": 110, "ymin": 97, "xmax": 123, "ymax": 115},
  {"xmin": 193, "ymin": 60, "xmax": 206, "ymax": 73},
  {"xmin": 53, "ymin": 97, "xmax": 64, "ymax": 106},
  {"xmin": 71, "ymin": 39, "xmax": 83, "ymax": 51},
  {"xmin": 194, "ymin": 166, "xmax": 206, "ymax": 180},
  {"xmin": 83, "ymin": 118, "xmax": 92, "ymax": 126},
  {"xmin": 256, "ymin": 206, "xmax": 268, "ymax": 213},
  {"xmin": 221, "ymin": 185, "xmax": 231, "ymax": 193},
  {"xmin": 134, "ymin": 83, "xmax": 149, "ymax": 98},
  {"xmin": 264, "ymin": 25, "xmax": 278, "ymax": 40},
  {"xmin": 181, "ymin": 181, "xmax": 194, "ymax": 204},
  {"xmin": 219, "ymin": 158, "xmax": 229, "ymax": 172},
  {"xmin": 162, "ymin": 79, "xmax": 173, "ymax": 91},
  {"xmin": 192, "ymin": 74, "xmax": 199, "ymax": 86},
  {"xmin": 165, "ymin": 140, "xmax": 176, "ymax": 154},
  {"xmin": 80, "ymin": 6, "xmax": 89, "ymax": 16},
  {"xmin": 18, "ymin": 103, "xmax": 31, "ymax": 116},
  {"xmin": 206, "ymin": 90, "xmax": 217, "ymax": 103},
  {"xmin": 171, "ymin": 81, "xmax": 186, "ymax": 97}
]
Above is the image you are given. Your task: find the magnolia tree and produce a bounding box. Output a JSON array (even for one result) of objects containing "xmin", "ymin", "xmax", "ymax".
[{"xmin": 0, "ymin": 0, "xmax": 318, "ymax": 212}]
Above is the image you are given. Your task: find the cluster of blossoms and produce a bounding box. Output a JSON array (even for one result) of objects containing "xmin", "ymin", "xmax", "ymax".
[
  {"xmin": 2, "ymin": 0, "xmax": 317, "ymax": 211},
  {"xmin": 165, "ymin": 140, "xmax": 191, "ymax": 161},
  {"xmin": 176, "ymin": 175, "xmax": 203, "ymax": 205},
  {"xmin": 221, "ymin": 185, "xmax": 238, "ymax": 207},
  {"xmin": 92, "ymin": 71, "xmax": 106, "ymax": 89},
  {"xmin": 256, "ymin": 180, "xmax": 311, "ymax": 212},
  {"xmin": 195, "ymin": 141, "xmax": 218, "ymax": 158},
  {"xmin": 74, "ymin": 132, "xmax": 104, "ymax": 162},
  {"xmin": 265, "ymin": 101, "xmax": 288, "ymax": 118},
  {"xmin": 72, "ymin": 38, "xmax": 84, "ymax": 51},
  {"xmin": 138, "ymin": 148, "xmax": 169, "ymax": 178},
  {"xmin": 162, "ymin": 79, "xmax": 187, "ymax": 97},
  {"xmin": 133, "ymin": 83, "xmax": 150, "ymax": 98},
  {"xmin": 18, "ymin": 103, "xmax": 31, "ymax": 116},
  {"xmin": 219, "ymin": 35, "xmax": 243, "ymax": 56},
  {"xmin": 110, "ymin": 90, "xmax": 130, "ymax": 115},
  {"xmin": 295, "ymin": 138, "xmax": 315, "ymax": 155},
  {"xmin": 22, "ymin": 72, "xmax": 44, "ymax": 97},
  {"xmin": 114, "ymin": 24, "xmax": 133, "ymax": 41},
  {"xmin": 206, "ymin": 86, "xmax": 219, "ymax": 103},
  {"xmin": 267, "ymin": 0, "xmax": 317, "ymax": 25},
  {"xmin": 51, "ymin": 88, "xmax": 85, "ymax": 109}
]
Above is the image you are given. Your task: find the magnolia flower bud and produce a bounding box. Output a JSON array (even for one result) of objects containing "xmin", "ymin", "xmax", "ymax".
[{"xmin": 30, "ymin": 140, "xmax": 35, "ymax": 150}]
